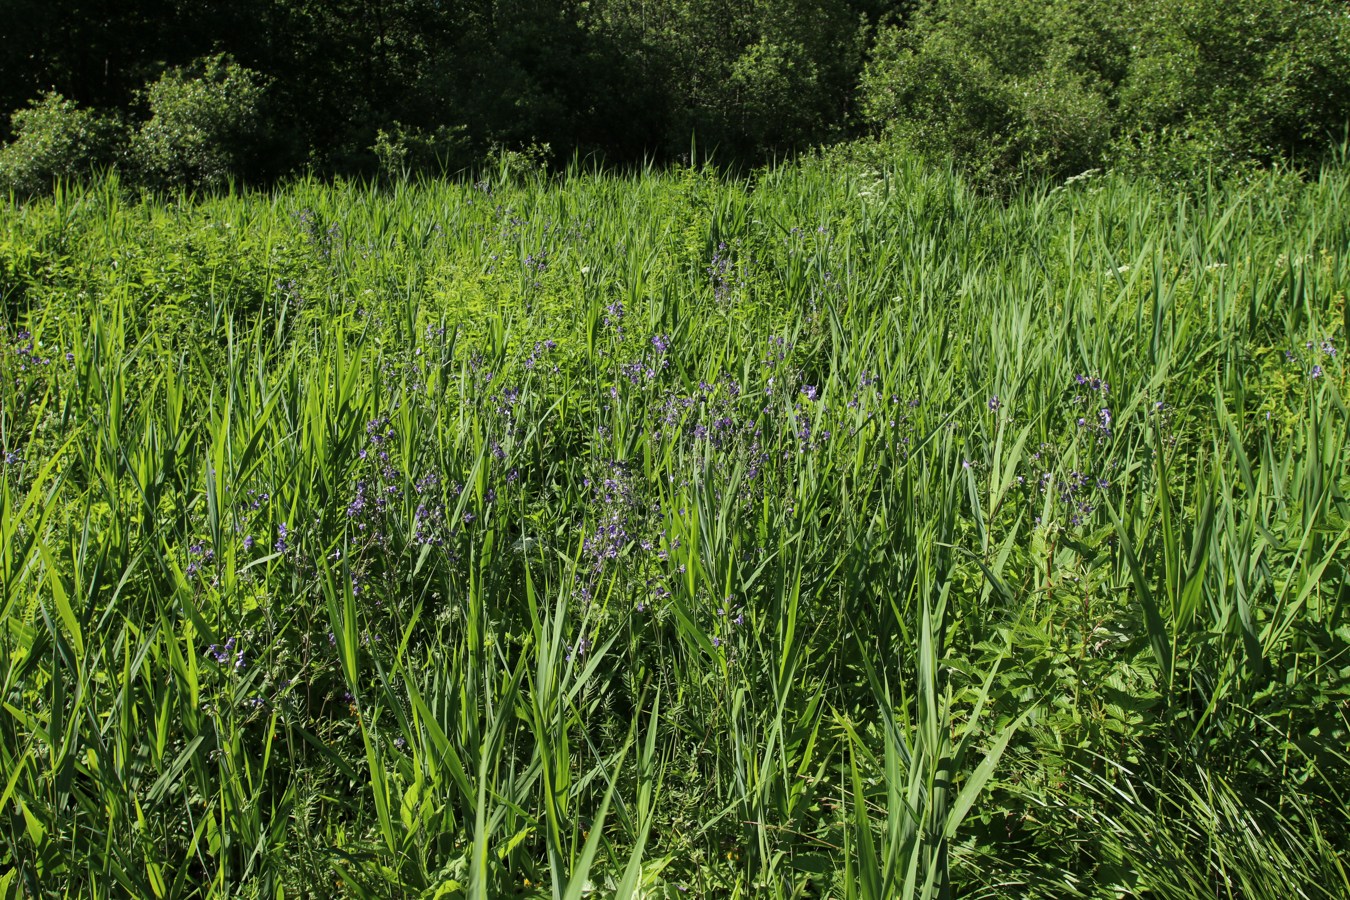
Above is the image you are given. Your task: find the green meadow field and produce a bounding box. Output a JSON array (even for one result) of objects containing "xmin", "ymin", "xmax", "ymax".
[{"xmin": 2, "ymin": 155, "xmax": 1348, "ymax": 897}]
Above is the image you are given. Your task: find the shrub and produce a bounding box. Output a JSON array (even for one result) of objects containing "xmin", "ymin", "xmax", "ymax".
[
  {"xmin": 1120, "ymin": 0, "xmax": 1350, "ymax": 170},
  {"xmin": 486, "ymin": 140, "xmax": 553, "ymax": 186},
  {"xmin": 861, "ymin": 0, "xmax": 1350, "ymax": 184},
  {"xmin": 130, "ymin": 54, "xmax": 269, "ymax": 192},
  {"xmin": 727, "ymin": 37, "xmax": 825, "ymax": 153},
  {"xmin": 861, "ymin": 0, "xmax": 1125, "ymax": 184},
  {"xmin": 0, "ymin": 92, "xmax": 120, "ymax": 198},
  {"xmin": 372, "ymin": 122, "xmax": 469, "ymax": 180}
]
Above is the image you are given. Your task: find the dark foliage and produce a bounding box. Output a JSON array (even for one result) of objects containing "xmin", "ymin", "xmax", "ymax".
[{"xmin": 1, "ymin": 0, "xmax": 1347, "ymax": 192}]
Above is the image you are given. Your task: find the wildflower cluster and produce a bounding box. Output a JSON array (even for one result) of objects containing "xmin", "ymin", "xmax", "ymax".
[
  {"xmin": 1287, "ymin": 337, "xmax": 1339, "ymax": 381},
  {"xmin": 1071, "ymin": 374, "xmax": 1114, "ymax": 443},
  {"xmin": 580, "ymin": 459, "xmax": 645, "ymax": 570},
  {"xmin": 2, "ymin": 326, "xmax": 65, "ymax": 403},
  {"xmin": 296, "ymin": 208, "xmax": 341, "ymax": 261},
  {"xmin": 185, "ymin": 541, "xmax": 214, "ymax": 577},
  {"xmin": 844, "ymin": 371, "xmax": 918, "ymax": 459},
  {"xmin": 206, "ymin": 636, "xmax": 246, "ymax": 671},
  {"xmin": 707, "ymin": 242, "xmax": 747, "ymax": 305},
  {"xmin": 1008, "ymin": 373, "xmax": 1124, "ymax": 530}
]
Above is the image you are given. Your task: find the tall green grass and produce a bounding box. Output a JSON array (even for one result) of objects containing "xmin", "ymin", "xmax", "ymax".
[{"xmin": 0, "ymin": 158, "xmax": 1346, "ymax": 897}]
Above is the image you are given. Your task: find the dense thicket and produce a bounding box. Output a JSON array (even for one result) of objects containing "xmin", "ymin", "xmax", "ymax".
[
  {"xmin": 3, "ymin": 0, "xmax": 1349, "ymax": 193},
  {"xmin": 861, "ymin": 0, "xmax": 1350, "ymax": 184}
]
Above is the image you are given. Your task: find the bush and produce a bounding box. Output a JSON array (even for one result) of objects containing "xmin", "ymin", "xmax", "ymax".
[
  {"xmin": 0, "ymin": 92, "xmax": 120, "ymax": 198},
  {"xmin": 727, "ymin": 37, "xmax": 826, "ymax": 153},
  {"xmin": 372, "ymin": 122, "xmax": 469, "ymax": 180},
  {"xmin": 1120, "ymin": 0, "xmax": 1350, "ymax": 170},
  {"xmin": 130, "ymin": 54, "xmax": 269, "ymax": 191},
  {"xmin": 861, "ymin": 0, "xmax": 1125, "ymax": 184},
  {"xmin": 861, "ymin": 0, "xmax": 1350, "ymax": 185}
]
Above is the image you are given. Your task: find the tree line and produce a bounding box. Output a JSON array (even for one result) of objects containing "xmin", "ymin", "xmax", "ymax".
[{"xmin": 1, "ymin": 0, "xmax": 1348, "ymax": 193}]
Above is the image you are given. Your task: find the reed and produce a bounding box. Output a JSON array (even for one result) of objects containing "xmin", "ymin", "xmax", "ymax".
[{"xmin": 1, "ymin": 155, "xmax": 1346, "ymax": 896}]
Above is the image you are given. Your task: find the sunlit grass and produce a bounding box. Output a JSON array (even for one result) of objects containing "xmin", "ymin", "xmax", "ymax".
[{"xmin": 1, "ymin": 157, "xmax": 1347, "ymax": 897}]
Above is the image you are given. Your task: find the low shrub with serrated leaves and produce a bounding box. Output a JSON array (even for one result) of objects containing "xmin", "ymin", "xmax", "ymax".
[
  {"xmin": 0, "ymin": 92, "xmax": 121, "ymax": 199},
  {"xmin": 129, "ymin": 54, "xmax": 270, "ymax": 192}
]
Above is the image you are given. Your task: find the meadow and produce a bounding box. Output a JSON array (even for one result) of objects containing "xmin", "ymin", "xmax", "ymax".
[{"xmin": 1, "ymin": 154, "xmax": 1347, "ymax": 898}]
